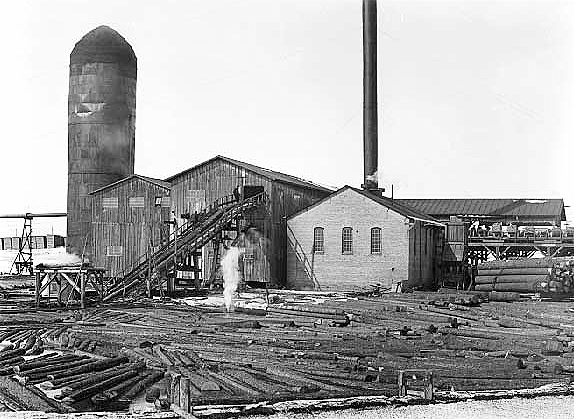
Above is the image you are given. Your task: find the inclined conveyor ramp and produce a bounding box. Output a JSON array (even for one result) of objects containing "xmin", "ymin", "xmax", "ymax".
[{"xmin": 102, "ymin": 193, "xmax": 266, "ymax": 302}]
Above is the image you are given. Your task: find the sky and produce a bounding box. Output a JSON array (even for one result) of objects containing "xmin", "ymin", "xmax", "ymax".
[{"xmin": 0, "ymin": 0, "xmax": 573, "ymax": 237}]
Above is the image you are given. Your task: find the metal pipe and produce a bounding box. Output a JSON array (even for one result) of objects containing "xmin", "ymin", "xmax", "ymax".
[
  {"xmin": 363, "ymin": 0, "xmax": 379, "ymax": 190},
  {"xmin": 0, "ymin": 213, "xmax": 67, "ymax": 219}
]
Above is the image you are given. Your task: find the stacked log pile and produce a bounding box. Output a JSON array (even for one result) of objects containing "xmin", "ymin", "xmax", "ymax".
[
  {"xmin": 0, "ymin": 319, "xmax": 165, "ymax": 412},
  {"xmin": 475, "ymin": 258, "xmax": 574, "ymax": 296},
  {"xmin": 2, "ymin": 292, "xmax": 574, "ymax": 415}
]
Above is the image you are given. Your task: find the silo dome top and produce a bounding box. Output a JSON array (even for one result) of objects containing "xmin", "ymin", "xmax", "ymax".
[{"xmin": 70, "ymin": 26, "xmax": 137, "ymax": 67}]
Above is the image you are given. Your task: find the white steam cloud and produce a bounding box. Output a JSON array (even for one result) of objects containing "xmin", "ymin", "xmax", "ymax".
[
  {"xmin": 366, "ymin": 170, "xmax": 378, "ymax": 183},
  {"xmin": 222, "ymin": 246, "xmax": 243, "ymax": 312}
]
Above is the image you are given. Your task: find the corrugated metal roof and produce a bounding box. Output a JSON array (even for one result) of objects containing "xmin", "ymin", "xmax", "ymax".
[
  {"xmin": 165, "ymin": 155, "xmax": 333, "ymax": 193},
  {"xmin": 89, "ymin": 174, "xmax": 170, "ymax": 195},
  {"xmin": 395, "ymin": 198, "xmax": 566, "ymax": 220}
]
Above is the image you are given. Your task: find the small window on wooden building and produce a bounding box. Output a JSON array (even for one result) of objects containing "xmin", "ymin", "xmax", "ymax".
[
  {"xmin": 161, "ymin": 196, "xmax": 171, "ymax": 207},
  {"xmin": 313, "ymin": 227, "xmax": 324, "ymax": 253},
  {"xmin": 128, "ymin": 196, "xmax": 145, "ymax": 208},
  {"xmin": 106, "ymin": 245, "xmax": 123, "ymax": 256},
  {"xmin": 102, "ymin": 197, "xmax": 118, "ymax": 208},
  {"xmin": 342, "ymin": 227, "xmax": 353, "ymax": 254},
  {"xmin": 371, "ymin": 227, "xmax": 382, "ymax": 254}
]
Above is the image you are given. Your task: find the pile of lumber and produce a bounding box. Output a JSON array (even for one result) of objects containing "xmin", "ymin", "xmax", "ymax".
[{"xmin": 474, "ymin": 258, "xmax": 574, "ymax": 295}]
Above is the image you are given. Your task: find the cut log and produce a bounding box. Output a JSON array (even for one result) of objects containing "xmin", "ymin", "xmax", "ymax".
[
  {"xmin": 41, "ymin": 372, "xmax": 94, "ymax": 389},
  {"xmin": 21, "ymin": 357, "xmax": 92, "ymax": 376},
  {"xmin": 63, "ymin": 369, "xmax": 140, "ymax": 402},
  {"xmin": 475, "ymin": 275, "xmax": 549, "ymax": 285},
  {"xmin": 121, "ymin": 370, "xmax": 164, "ymax": 400},
  {"xmin": 15, "ymin": 354, "xmax": 80, "ymax": 373},
  {"xmin": 488, "ymin": 292, "xmax": 522, "ymax": 302},
  {"xmin": 0, "ymin": 348, "xmax": 25, "ymax": 361},
  {"xmin": 478, "ymin": 267, "xmax": 552, "ymax": 276},
  {"xmin": 478, "ymin": 259, "xmax": 555, "ymax": 270},
  {"xmin": 475, "ymin": 282, "xmax": 540, "ymax": 293},
  {"xmin": 47, "ymin": 356, "xmax": 129, "ymax": 381},
  {"xmin": 438, "ymin": 327, "xmax": 500, "ymax": 340}
]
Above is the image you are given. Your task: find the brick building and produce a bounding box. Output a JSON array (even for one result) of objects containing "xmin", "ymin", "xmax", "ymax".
[{"xmin": 286, "ymin": 186, "xmax": 444, "ymax": 291}]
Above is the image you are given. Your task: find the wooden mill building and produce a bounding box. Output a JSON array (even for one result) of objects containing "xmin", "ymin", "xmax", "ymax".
[
  {"xmin": 88, "ymin": 156, "xmax": 331, "ymax": 285},
  {"xmin": 89, "ymin": 175, "xmax": 171, "ymax": 277},
  {"xmin": 286, "ymin": 186, "xmax": 445, "ymax": 291},
  {"xmin": 165, "ymin": 156, "xmax": 332, "ymax": 286}
]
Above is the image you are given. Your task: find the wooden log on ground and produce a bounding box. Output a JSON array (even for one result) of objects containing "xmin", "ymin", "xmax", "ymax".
[
  {"xmin": 475, "ymin": 275, "xmax": 549, "ymax": 285},
  {"xmin": 62, "ymin": 369, "xmax": 140, "ymax": 403},
  {"xmin": 0, "ymin": 348, "xmax": 25, "ymax": 361},
  {"xmin": 26, "ymin": 338, "xmax": 44, "ymax": 355},
  {"xmin": 91, "ymin": 372, "xmax": 151, "ymax": 406},
  {"xmin": 23, "ymin": 334, "xmax": 37, "ymax": 351},
  {"xmin": 437, "ymin": 377, "xmax": 568, "ymax": 391},
  {"xmin": 0, "ymin": 356, "xmax": 25, "ymax": 369},
  {"xmin": 0, "ymin": 330, "xmax": 18, "ymax": 342},
  {"xmin": 182, "ymin": 370, "xmax": 221, "ymax": 392},
  {"xmin": 267, "ymin": 307, "xmax": 348, "ymax": 321},
  {"xmin": 488, "ymin": 292, "xmax": 522, "ymax": 302},
  {"xmin": 15, "ymin": 354, "xmax": 76, "ymax": 372},
  {"xmin": 266, "ymin": 365, "xmax": 344, "ymax": 392},
  {"xmin": 47, "ymin": 356, "xmax": 129, "ymax": 381},
  {"xmin": 478, "ymin": 259, "xmax": 555, "ymax": 270},
  {"xmin": 20, "ymin": 356, "xmax": 91, "ymax": 376},
  {"xmin": 40, "ymin": 372, "xmax": 94, "ymax": 389},
  {"xmin": 17, "ymin": 352, "xmax": 58, "ymax": 366},
  {"xmin": 475, "ymin": 282, "xmax": 540, "ymax": 293},
  {"xmin": 0, "ymin": 344, "xmax": 15, "ymax": 353},
  {"xmin": 438, "ymin": 327, "xmax": 500, "ymax": 340},
  {"xmin": 477, "ymin": 267, "xmax": 552, "ymax": 276},
  {"xmin": 61, "ymin": 362, "xmax": 145, "ymax": 395},
  {"xmin": 121, "ymin": 370, "xmax": 164, "ymax": 400}
]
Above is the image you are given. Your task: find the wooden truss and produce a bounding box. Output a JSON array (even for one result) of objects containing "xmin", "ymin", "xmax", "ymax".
[{"xmin": 35, "ymin": 267, "xmax": 105, "ymax": 309}]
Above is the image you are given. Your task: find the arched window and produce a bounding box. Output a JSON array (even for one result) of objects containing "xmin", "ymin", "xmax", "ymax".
[
  {"xmin": 342, "ymin": 227, "xmax": 353, "ymax": 254},
  {"xmin": 313, "ymin": 227, "xmax": 324, "ymax": 252},
  {"xmin": 371, "ymin": 227, "xmax": 382, "ymax": 254}
]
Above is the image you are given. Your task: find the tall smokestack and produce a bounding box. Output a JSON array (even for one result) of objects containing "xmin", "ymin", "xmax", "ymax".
[{"xmin": 362, "ymin": 0, "xmax": 381, "ymax": 192}]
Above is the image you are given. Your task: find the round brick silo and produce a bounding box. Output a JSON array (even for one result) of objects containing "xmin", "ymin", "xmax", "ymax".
[{"xmin": 67, "ymin": 26, "xmax": 137, "ymax": 257}]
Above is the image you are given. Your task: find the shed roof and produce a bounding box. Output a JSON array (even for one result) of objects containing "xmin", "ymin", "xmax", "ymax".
[
  {"xmin": 289, "ymin": 186, "xmax": 442, "ymax": 225},
  {"xmin": 395, "ymin": 198, "xmax": 566, "ymax": 221},
  {"xmin": 165, "ymin": 155, "xmax": 333, "ymax": 193},
  {"xmin": 89, "ymin": 174, "xmax": 170, "ymax": 195}
]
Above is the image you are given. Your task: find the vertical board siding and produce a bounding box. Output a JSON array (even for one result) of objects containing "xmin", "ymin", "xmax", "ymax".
[
  {"xmin": 408, "ymin": 221, "xmax": 443, "ymax": 289},
  {"xmin": 168, "ymin": 159, "xmax": 329, "ymax": 286},
  {"xmin": 91, "ymin": 177, "xmax": 170, "ymax": 277}
]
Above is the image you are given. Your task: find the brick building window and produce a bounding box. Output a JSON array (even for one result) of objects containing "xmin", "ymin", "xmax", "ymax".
[
  {"xmin": 342, "ymin": 227, "xmax": 353, "ymax": 254},
  {"xmin": 371, "ymin": 227, "xmax": 382, "ymax": 254},
  {"xmin": 313, "ymin": 227, "xmax": 324, "ymax": 253}
]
